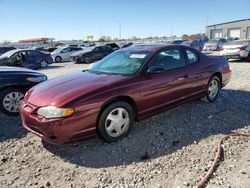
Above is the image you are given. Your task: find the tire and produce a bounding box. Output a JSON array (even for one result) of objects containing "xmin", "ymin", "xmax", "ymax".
[
  {"xmin": 40, "ymin": 60, "xmax": 48, "ymax": 68},
  {"xmin": 246, "ymin": 52, "xmax": 250, "ymax": 62},
  {"xmin": 97, "ymin": 101, "xmax": 134, "ymax": 142},
  {"xmin": 83, "ymin": 56, "xmax": 92, "ymax": 64},
  {"xmin": 202, "ymin": 75, "xmax": 221, "ymax": 103},
  {"xmin": 55, "ymin": 56, "xmax": 62, "ymax": 63},
  {"xmin": 0, "ymin": 87, "xmax": 26, "ymax": 116}
]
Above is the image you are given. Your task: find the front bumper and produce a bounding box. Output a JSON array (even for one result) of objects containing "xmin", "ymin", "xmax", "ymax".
[
  {"xmin": 70, "ymin": 56, "xmax": 82, "ymax": 63},
  {"xmin": 20, "ymin": 101, "xmax": 99, "ymax": 144}
]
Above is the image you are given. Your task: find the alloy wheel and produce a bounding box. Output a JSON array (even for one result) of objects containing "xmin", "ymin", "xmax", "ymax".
[{"xmin": 3, "ymin": 92, "xmax": 24, "ymax": 113}]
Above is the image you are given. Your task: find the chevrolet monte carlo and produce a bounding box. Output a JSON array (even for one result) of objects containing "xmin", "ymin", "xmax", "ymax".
[{"xmin": 20, "ymin": 44, "xmax": 231, "ymax": 144}]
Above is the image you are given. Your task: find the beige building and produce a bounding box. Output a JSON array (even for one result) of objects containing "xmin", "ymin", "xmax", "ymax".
[{"xmin": 206, "ymin": 19, "xmax": 250, "ymax": 39}]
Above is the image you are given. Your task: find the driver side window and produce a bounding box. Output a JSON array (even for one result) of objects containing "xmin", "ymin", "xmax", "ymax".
[
  {"xmin": 61, "ymin": 48, "xmax": 71, "ymax": 53},
  {"xmin": 149, "ymin": 48, "xmax": 185, "ymax": 71}
]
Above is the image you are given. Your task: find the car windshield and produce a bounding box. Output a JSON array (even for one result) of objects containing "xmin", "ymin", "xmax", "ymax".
[
  {"xmin": 52, "ymin": 48, "xmax": 63, "ymax": 53},
  {"xmin": 0, "ymin": 50, "xmax": 17, "ymax": 58},
  {"xmin": 88, "ymin": 50, "xmax": 151, "ymax": 75}
]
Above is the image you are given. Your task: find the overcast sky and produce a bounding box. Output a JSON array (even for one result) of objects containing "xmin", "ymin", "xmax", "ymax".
[{"xmin": 0, "ymin": 0, "xmax": 249, "ymax": 41}]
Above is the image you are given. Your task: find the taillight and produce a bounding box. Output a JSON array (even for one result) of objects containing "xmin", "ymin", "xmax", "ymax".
[
  {"xmin": 220, "ymin": 47, "xmax": 224, "ymax": 51},
  {"xmin": 238, "ymin": 46, "xmax": 246, "ymax": 51}
]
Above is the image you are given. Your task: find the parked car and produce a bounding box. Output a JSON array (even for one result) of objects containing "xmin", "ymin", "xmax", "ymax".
[
  {"xmin": 0, "ymin": 49, "xmax": 53, "ymax": 69},
  {"xmin": 51, "ymin": 46, "xmax": 83, "ymax": 62},
  {"xmin": 70, "ymin": 46, "xmax": 113, "ymax": 64},
  {"xmin": 181, "ymin": 40, "xmax": 203, "ymax": 51},
  {"xmin": 121, "ymin": 43, "xmax": 134, "ymax": 48},
  {"xmin": 0, "ymin": 66, "xmax": 47, "ymax": 115},
  {"xmin": 105, "ymin": 43, "xmax": 120, "ymax": 50},
  {"xmin": 44, "ymin": 47, "xmax": 57, "ymax": 53},
  {"xmin": 0, "ymin": 46, "xmax": 16, "ymax": 56},
  {"xmin": 220, "ymin": 39, "xmax": 250, "ymax": 61},
  {"xmin": 20, "ymin": 44, "xmax": 231, "ymax": 144},
  {"xmin": 31, "ymin": 46, "xmax": 45, "ymax": 51},
  {"xmin": 167, "ymin": 39, "xmax": 187, "ymax": 44},
  {"xmin": 203, "ymin": 39, "xmax": 227, "ymax": 51}
]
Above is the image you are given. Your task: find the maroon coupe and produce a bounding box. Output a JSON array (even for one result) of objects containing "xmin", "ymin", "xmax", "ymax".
[{"xmin": 20, "ymin": 44, "xmax": 231, "ymax": 144}]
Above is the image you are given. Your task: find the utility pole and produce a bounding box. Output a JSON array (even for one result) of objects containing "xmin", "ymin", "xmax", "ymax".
[
  {"xmin": 206, "ymin": 14, "xmax": 210, "ymax": 26},
  {"xmin": 119, "ymin": 23, "xmax": 121, "ymax": 41}
]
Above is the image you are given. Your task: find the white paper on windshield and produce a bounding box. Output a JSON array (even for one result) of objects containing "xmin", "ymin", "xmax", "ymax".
[{"xmin": 130, "ymin": 54, "xmax": 147, "ymax": 59}]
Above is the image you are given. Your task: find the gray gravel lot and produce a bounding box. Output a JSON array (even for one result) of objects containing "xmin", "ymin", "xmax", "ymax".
[{"xmin": 0, "ymin": 59, "xmax": 250, "ymax": 188}]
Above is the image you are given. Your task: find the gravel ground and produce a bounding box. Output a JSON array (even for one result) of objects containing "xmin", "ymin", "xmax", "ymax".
[{"xmin": 0, "ymin": 59, "xmax": 250, "ymax": 188}]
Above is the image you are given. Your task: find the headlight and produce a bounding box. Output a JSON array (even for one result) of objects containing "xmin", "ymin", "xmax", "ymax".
[
  {"xmin": 37, "ymin": 106, "xmax": 74, "ymax": 119},
  {"xmin": 27, "ymin": 76, "xmax": 47, "ymax": 83}
]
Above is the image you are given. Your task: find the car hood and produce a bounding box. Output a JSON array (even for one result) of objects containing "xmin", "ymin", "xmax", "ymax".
[{"xmin": 25, "ymin": 71, "xmax": 132, "ymax": 107}]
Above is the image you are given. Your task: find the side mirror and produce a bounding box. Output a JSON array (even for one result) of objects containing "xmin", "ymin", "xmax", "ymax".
[{"xmin": 147, "ymin": 66, "xmax": 165, "ymax": 74}]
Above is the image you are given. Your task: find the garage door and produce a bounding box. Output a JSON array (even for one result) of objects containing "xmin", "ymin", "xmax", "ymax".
[
  {"xmin": 228, "ymin": 28, "xmax": 241, "ymax": 38},
  {"xmin": 247, "ymin": 27, "xmax": 250, "ymax": 38},
  {"xmin": 210, "ymin": 29, "xmax": 223, "ymax": 39}
]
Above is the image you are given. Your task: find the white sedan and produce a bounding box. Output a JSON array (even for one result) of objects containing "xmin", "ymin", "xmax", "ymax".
[
  {"xmin": 220, "ymin": 40, "xmax": 250, "ymax": 61},
  {"xmin": 51, "ymin": 46, "xmax": 83, "ymax": 62}
]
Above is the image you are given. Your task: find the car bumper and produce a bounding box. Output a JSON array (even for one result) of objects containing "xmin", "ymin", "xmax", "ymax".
[
  {"xmin": 70, "ymin": 56, "xmax": 82, "ymax": 63},
  {"xmin": 203, "ymin": 46, "xmax": 218, "ymax": 51},
  {"xmin": 20, "ymin": 101, "xmax": 99, "ymax": 144},
  {"xmin": 221, "ymin": 51, "xmax": 249, "ymax": 59}
]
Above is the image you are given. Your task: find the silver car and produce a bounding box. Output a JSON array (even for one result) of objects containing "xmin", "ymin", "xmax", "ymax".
[
  {"xmin": 203, "ymin": 39, "xmax": 227, "ymax": 51},
  {"xmin": 220, "ymin": 40, "xmax": 250, "ymax": 61}
]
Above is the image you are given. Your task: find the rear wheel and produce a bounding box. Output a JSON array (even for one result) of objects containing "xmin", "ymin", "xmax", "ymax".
[
  {"xmin": 202, "ymin": 75, "xmax": 221, "ymax": 103},
  {"xmin": 97, "ymin": 102, "xmax": 134, "ymax": 142},
  {"xmin": 55, "ymin": 56, "xmax": 62, "ymax": 62},
  {"xmin": 40, "ymin": 60, "xmax": 48, "ymax": 68},
  {"xmin": 0, "ymin": 87, "xmax": 26, "ymax": 116}
]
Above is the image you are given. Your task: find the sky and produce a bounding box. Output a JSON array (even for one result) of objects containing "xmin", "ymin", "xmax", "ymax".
[{"xmin": 0, "ymin": 0, "xmax": 249, "ymax": 41}]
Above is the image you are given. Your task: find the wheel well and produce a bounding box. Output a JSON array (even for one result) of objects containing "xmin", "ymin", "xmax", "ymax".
[
  {"xmin": 0, "ymin": 85, "xmax": 28, "ymax": 94},
  {"xmin": 212, "ymin": 72, "xmax": 222, "ymax": 88},
  {"xmin": 97, "ymin": 96, "xmax": 139, "ymax": 124}
]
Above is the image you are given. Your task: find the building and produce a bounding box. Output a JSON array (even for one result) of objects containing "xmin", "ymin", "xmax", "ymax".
[{"xmin": 206, "ymin": 19, "xmax": 250, "ymax": 39}]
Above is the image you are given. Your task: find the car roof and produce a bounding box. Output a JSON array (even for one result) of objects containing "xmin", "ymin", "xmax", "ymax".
[{"xmin": 120, "ymin": 43, "xmax": 182, "ymax": 52}]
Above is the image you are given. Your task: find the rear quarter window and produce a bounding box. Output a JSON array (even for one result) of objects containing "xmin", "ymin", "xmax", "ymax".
[{"xmin": 185, "ymin": 49, "xmax": 199, "ymax": 65}]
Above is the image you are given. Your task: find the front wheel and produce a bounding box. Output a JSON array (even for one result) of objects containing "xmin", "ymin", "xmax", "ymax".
[
  {"xmin": 83, "ymin": 56, "xmax": 92, "ymax": 64},
  {"xmin": 0, "ymin": 87, "xmax": 26, "ymax": 116},
  {"xmin": 97, "ymin": 102, "xmax": 134, "ymax": 142},
  {"xmin": 202, "ymin": 75, "xmax": 221, "ymax": 103},
  {"xmin": 55, "ymin": 56, "xmax": 62, "ymax": 63}
]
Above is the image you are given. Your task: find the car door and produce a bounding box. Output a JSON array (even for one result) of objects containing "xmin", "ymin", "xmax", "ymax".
[
  {"xmin": 92, "ymin": 47, "xmax": 104, "ymax": 60},
  {"xmin": 182, "ymin": 47, "xmax": 206, "ymax": 93},
  {"xmin": 25, "ymin": 51, "xmax": 42, "ymax": 69},
  {"xmin": 139, "ymin": 47, "xmax": 191, "ymax": 116},
  {"xmin": 60, "ymin": 47, "xmax": 72, "ymax": 60}
]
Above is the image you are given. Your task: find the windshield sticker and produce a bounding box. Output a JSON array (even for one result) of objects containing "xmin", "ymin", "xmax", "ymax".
[{"xmin": 130, "ymin": 54, "xmax": 147, "ymax": 59}]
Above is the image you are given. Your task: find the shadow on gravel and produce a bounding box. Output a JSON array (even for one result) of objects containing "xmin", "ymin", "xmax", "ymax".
[
  {"xmin": 229, "ymin": 59, "xmax": 250, "ymax": 63},
  {"xmin": 23, "ymin": 89, "xmax": 250, "ymax": 168},
  {"xmin": 0, "ymin": 112, "xmax": 27, "ymax": 142}
]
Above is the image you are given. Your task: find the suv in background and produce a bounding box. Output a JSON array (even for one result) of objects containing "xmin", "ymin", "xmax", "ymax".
[{"xmin": 0, "ymin": 47, "xmax": 16, "ymax": 56}]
